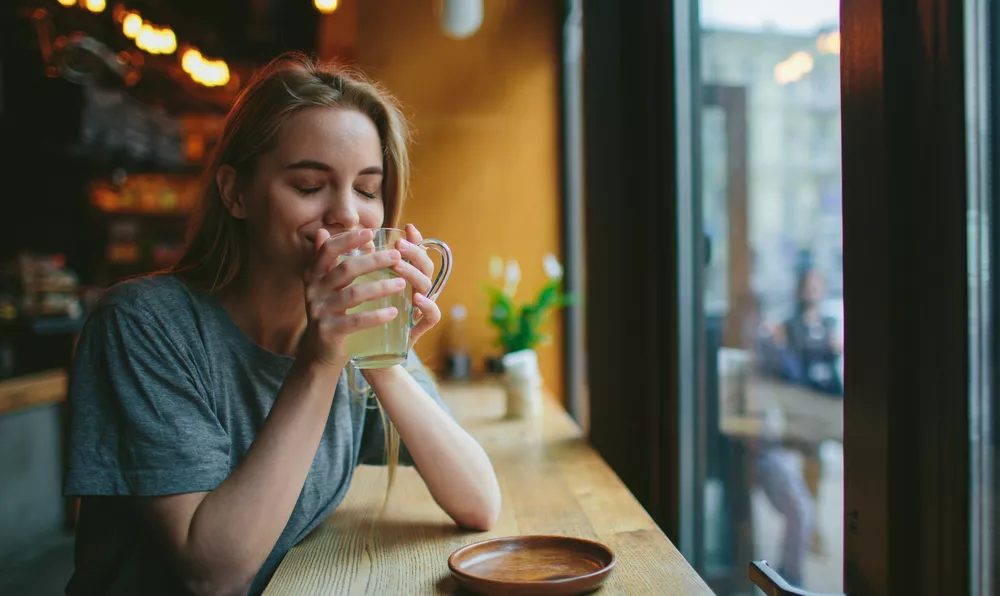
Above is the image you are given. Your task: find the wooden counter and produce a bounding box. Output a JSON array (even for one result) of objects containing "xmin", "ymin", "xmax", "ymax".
[
  {"xmin": 0, "ymin": 369, "xmax": 68, "ymax": 416},
  {"xmin": 264, "ymin": 381, "xmax": 711, "ymax": 595},
  {"xmin": 720, "ymin": 373, "xmax": 843, "ymax": 445}
]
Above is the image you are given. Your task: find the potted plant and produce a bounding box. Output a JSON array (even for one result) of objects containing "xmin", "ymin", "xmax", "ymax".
[{"xmin": 483, "ymin": 254, "xmax": 573, "ymax": 419}]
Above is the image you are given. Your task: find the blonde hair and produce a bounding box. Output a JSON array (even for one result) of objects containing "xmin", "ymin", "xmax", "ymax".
[
  {"xmin": 172, "ymin": 52, "xmax": 408, "ymax": 493},
  {"xmin": 174, "ymin": 52, "xmax": 409, "ymax": 290}
]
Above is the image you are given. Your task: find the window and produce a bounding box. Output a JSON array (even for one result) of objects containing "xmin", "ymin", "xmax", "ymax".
[
  {"xmin": 582, "ymin": 1, "xmax": 979, "ymax": 592},
  {"xmin": 690, "ymin": 3, "xmax": 844, "ymax": 592}
]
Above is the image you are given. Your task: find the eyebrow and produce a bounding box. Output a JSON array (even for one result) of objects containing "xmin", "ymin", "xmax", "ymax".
[
  {"xmin": 283, "ymin": 160, "xmax": 383, "ymax": 176},
  {"xmin": 284, "ymin": 160, "xmax": 331, "ymax": 172}
]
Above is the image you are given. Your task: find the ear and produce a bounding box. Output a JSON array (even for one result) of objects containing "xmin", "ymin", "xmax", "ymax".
[{"xmin": 216, "ymin": 165, "xmax": 246, "ymax": 219}]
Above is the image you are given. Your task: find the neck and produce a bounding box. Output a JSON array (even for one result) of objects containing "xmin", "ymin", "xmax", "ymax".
[{"xmin": 219, "ymin": 263, "xmax": 307, "ymax": 356}]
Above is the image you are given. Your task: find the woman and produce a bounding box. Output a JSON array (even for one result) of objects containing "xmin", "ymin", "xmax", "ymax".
[
  {"xmin": 753, "ymin": 268, "xmax": 841, "ymax": 586},
  {"xmin": 769, "ymin": 268, "xmax": 843, "ymax": 396},
  {"xmin": 64, "ymin": 53, "xmax": 501, "ymax": 596}
]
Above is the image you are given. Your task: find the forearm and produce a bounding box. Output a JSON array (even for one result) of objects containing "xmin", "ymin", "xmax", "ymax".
[
  {"xmin": 179, "ymin": 359, "xmax": 341, "ymax": 593},
  {"xmin": 364, "ymin": 366, "xmax": 501, "ymax": 531}
]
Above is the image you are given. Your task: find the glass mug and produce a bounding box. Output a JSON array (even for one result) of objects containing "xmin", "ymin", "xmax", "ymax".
[{"xmin": 340, "ymin": 227, "xmax": 453, "ymax": 369}]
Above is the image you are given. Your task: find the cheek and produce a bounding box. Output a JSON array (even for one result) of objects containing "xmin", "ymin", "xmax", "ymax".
[
  {"xmin": 260, "ymin": 182, "xmax": 314, "ymax": 227},
  {"xmin": 245, "ymin": 184, "xmax": 315, "ymax": 249},
  {"xmin": 358, "ymin": 200, "xmax": 386, "ymax": 229}
]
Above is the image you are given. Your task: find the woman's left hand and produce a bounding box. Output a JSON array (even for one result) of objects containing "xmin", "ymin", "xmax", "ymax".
[{"xmin": 392, "ymin": 223, "xmax": 441, "ymax": 348}]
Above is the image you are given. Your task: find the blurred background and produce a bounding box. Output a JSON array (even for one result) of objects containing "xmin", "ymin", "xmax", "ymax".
[
  {"xmin": 5, "ymin": 0, "xmax": 968, "ymax": 594},
  {"xmin": 1, "ymin": 2, "xmax": 570, "ymax": 594}
]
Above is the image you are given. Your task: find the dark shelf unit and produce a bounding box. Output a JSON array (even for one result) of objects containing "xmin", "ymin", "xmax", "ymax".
[{"xmin": 86, "ymin": 206, "xmax": 193, "ymax": 288}]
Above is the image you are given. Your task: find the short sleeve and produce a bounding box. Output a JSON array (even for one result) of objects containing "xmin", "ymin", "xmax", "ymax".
[
  {"xmin": 65, "ymin": 304, "xmax": 231, "ymax": 496},
  {"xmin": 358, "ymin": 351, "xmax": 451, "ymax": 467}
]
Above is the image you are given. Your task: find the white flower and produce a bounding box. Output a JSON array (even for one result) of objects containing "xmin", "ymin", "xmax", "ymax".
[
  {"xmin": 504, "ymin": 260, "xmax": 521, "ymax": 297},
  {"xmin": 505, "ymin": 260, "xmax": 521, "ymax": 283},
  {"xmin": 543, "ymin": 253, "xmax": 563, "ymax": 280},
  {"xmin": 489, "ymin": 256, "xmax": 504, "ymax": 280}
]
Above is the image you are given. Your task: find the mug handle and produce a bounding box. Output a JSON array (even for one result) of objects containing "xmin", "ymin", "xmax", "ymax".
[{"xmin": 412, "ymin": 238, "xmax": 453, "ymax": 323}]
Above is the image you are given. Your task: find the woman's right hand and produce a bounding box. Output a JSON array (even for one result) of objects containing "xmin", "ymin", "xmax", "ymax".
[{"xmin": 298, "ymin": 228, "xmax": 405, "ymax": 370}]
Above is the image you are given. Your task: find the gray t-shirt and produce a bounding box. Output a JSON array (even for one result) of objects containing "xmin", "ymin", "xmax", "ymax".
[{"xmin": 63, "ymin": 275, "xmax": 446, "ymax": 596}]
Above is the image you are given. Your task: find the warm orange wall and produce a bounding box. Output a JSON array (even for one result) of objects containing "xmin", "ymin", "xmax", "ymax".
[{"xmin": 321, "ymin": 0, "xmax": 565, "ymax": 399}]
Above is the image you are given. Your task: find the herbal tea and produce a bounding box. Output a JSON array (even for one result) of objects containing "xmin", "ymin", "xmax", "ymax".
[
  {"xmin": 344, "ymin": 267, "xmax": 413, "ymax": 369},
  {"xmin": 340, "ymin": 228, "xmax": 452, "ymax": 369}
]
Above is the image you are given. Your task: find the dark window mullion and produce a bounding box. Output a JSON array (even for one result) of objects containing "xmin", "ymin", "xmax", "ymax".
[{"xmin": 841, "ymin": 0, "xmax": 971, "ymax": 593}]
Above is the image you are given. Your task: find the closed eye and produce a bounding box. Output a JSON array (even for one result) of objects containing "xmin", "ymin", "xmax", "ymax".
[
  {"xmin": 355, "ymin": 188, "xmax": 379, "ymax": 200},
  {"xmin": 295, "ymin": 186, "xmax": 324, "ymax": 196}
]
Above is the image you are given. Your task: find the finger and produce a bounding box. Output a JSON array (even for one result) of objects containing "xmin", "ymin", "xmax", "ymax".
[
  {"xmin": 309, "ymin": 248, "xmax": 398, "ymax": 296},
  {"xmin": 390, "ymin": 260, "xmax": 432, "ymax": 295},
  {"xmin": 408, "ymin": 293, "xmax": 440, "ymax": 346},
  {"xmin": 396, "ymin": 238, "xmax": 434, "ymax": 279},
  {"xmin": 320, "ymin": 306, "xmax": 399, "ymax": 334},
  {"xmin": 321, "ymin": 229, "xmax": 375, "ymax": 257},
  {"xmin": 305, "ymin": 228, "xmax": 334, "ymax": 284},
  {"xmin": 314, "ymin": 228, "xmax": 331, "ymax": 254},
  {"xmin": 320, "ymin": 249, "xmax": 402, "ymax": 291},
  {"xmin": 405, "ymin": 223, "xmax": 424, "ymax": 244},
  {"xmin": 309, "ymin": 229, "xmax": 374, "ymax": 282},
  {"xmin": 314, "ymin": 277, "xmax": 407, "ymax": 314}
]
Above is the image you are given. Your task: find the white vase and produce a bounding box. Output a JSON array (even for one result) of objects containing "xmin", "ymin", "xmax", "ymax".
[{"xmin": 501, "ymin": 349, "xmax": 543, "ymax": 419}]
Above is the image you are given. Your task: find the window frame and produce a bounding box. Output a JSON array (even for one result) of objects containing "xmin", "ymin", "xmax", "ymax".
[
  {"xmin": 840, "ymin": 0, "xmax": 971, "ymax": 592},
  {"xmin": 581, "ymin": 0, "xmax": 975, "ymax": 593}
]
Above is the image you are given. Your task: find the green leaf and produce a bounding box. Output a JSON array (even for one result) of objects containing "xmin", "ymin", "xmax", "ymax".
[
  {"xmin": 534, "ymin": 282, "xmax": 560, "ymax": 312},
  {"xmin": 485, "ymin": 278, "xmax": 577, "ymax": 353},
  {"xmin": 483, "ymin": 284, "xmax": 517, "ymax": 331}
]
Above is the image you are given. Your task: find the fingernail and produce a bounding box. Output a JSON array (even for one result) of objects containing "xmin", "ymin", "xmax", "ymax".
[
  {"xmin": 398, "ymin": 239, "xmax": 412, "ymax": 249},
  {"xmin": 388, "ymin": 249, "xmax": 401, "ymax": 260},
  {"xmin": 393, "ymin": 278, "xmax": 406, "ymax": 288},
  {"xmin": 388, "ymin": 307, "xmax": 398, "ymax": 316}
]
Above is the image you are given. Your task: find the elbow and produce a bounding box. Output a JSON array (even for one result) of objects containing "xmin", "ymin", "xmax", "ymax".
[
  {"xmin": 184, "ymin": 577, "xmax": 254, "ymax": 596},
  {"xmin": 459, "ymin": 508, "xmax": 499, "ymax": 533},
  {"xmin": 462, "ymin": 511, "xmax": 498, "ymax": 533},
  {"xmin": 458, "ymin": 488, "xmax": 502, "ymax": 532},
  {"xmin": 180, "ymin": 565, "xmax": 257, "ymax": 596}
]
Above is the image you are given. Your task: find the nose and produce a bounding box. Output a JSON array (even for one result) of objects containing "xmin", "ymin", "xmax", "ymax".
[{"xmin": 323, "ymin": 187, "xmax": 360, "ymax": 230}]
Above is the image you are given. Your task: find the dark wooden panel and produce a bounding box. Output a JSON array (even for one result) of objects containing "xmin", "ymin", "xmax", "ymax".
[
  {"xmin": 841, "ymin": 0, "xmax": 971, "ymax": 593},
  {"xmin": 581, "ymin": 0, "xmax": 679, "ymax": 537}
]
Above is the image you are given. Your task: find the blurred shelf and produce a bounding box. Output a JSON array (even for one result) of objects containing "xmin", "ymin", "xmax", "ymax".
[
  {"xmin": 0, "ymin": 315, "xmax": 86, "ymax": 336},
  {"xmin": 91, "ymin": 206, "xmax": 193, "ymax": 218},
  {"xmin": 13, "ymin": 140, "xmax": 201, "ymax": 176}
]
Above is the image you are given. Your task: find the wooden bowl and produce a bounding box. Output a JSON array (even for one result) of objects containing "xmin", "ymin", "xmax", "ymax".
[{"xmin": 447, "ymin": 535, "xmax": 616, "ymax": 595}]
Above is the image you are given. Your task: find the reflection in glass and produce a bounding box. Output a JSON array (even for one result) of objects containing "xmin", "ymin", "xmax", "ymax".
[{"xmin": 693, "ymin": 1, "xmax": 843, "ymax": 592}]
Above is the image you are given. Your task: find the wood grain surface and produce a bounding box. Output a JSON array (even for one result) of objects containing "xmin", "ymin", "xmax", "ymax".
[
  {"xmin": 0, "ymin": 369, "xmax": 68, "ymax": 416},
  {"xmin": 263, "ymin": 381, "xmax": 711, "ymax": 595},
  {"xmin": 720, "ymin": 373, "xmax": 843, "ymax": 445},
  {"xmin": 448, "ymin": 534, "xmax": 615, "ymax": 595}
]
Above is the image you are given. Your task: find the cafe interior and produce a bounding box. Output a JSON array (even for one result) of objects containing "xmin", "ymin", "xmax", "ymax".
[{"xmin": 0, "ymin": 0, "xmax": 995, "ymax": 595}]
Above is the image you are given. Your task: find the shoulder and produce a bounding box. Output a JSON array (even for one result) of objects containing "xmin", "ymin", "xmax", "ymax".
[
  {"xmin": 70, "ymin": 276, "xmax": 216, "ymax": 398},
  {"xmin": 95, "ymin": 274, "xmax": 197, "ymax": 314},
  {"xmin": 83, "ymin": 275, "xmax": 208, "ymax": 344}
]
